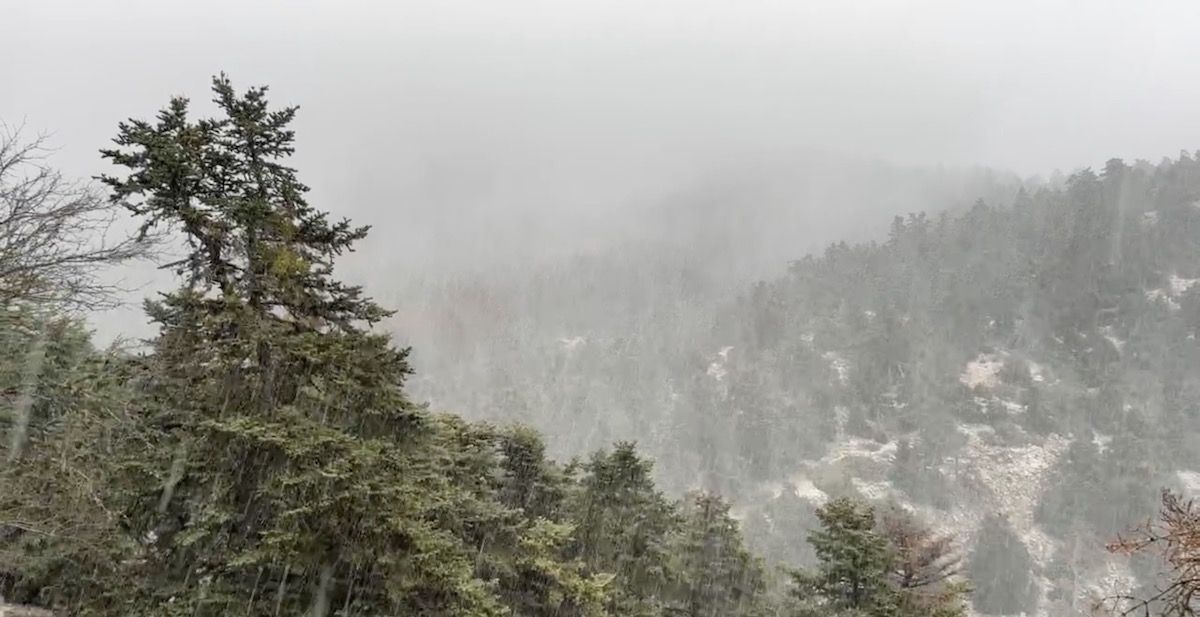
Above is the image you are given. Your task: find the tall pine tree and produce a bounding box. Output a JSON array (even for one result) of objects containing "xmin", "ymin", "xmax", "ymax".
[{"xmin": 97, "ymin": 74, "xmax": 505, "ymax": 617}]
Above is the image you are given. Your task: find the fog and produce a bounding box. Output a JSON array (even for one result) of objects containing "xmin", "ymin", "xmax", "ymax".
[
  {"xmin": 9, "ymin": 3, "xmax": 1200, "ymax": 611},
  {"xmin": 6, "ymin": 0, "xmax": 1200, "ymax": 343}
]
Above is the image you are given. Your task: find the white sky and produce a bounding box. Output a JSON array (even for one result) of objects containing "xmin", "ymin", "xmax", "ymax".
[{"xmin": 4, "ymin": 0, "xmax": 1200, "ymax": 341}]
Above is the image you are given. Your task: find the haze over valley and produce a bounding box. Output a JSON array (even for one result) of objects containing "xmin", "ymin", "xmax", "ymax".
[{"xmin": 5, "ymin": 2, "xmax": 1200, "ymax": 616}]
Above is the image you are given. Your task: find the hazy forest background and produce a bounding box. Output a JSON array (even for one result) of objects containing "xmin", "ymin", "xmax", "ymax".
[{"xmin": 8, "ymin": 2, "xmax": 1200, "ymax": 617}]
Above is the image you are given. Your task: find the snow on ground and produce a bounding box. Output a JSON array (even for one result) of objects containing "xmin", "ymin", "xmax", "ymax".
[
  {"xmin": 961, "ymin": 353, "xmax": 1004, "ymax": 388},
  {"xmin": 1085, "ymin": 560, "xmax": 1137, "ymax": 615},
  {"xmin": 789, "ymin": 476, "xmax": 830, "ymax": 504},
  {"xmin": 558, "ymin": 335, "xmax": 587, "ymax": 350},
  {"xmin": 1145, "ymin": 288, "xmax": 1181, "ymax": 310},
  {"xmin": 750, "ymin": 436, "xmax": 901, "ymax": 511},
  {"xmin": 950, "ymin": 424, "xmax": 1070, "ymax": 616},
  {"xmin": 1146, "ymin": 273, "xmax": 1199, "ymax": 310},
  {"xmin": 738, "ymin": 422, "xmax": 1128, "ymax": 616},
  {"xmin": 823, "ymin": 351, "xmax": 849, "ymax": 385},
  {"xmin": 736, "ymin": 400, "xmax": 1128, "ymax": 617},
  {"xmin": 999, "ymin": 398, "xmax": 1026, "ymax": 414},
  {"xmin": 706, "ymin": 346, "xmax": 734, "ymax": 381},
  {"xmin": 852, "ymin": 478, "xmax": 895, "ymax": 501},
  {"xmin": 953, "ymin": 424, "xmax": 1067, "ymax": 558},
  {"xmin": 821, "ymin": 436, "xmax": 898, "ymax": 467},
  {"xmin": 1177, "ymin": 470, "xmax": 1200, "ymax": 496},
  {"xmin": 1100, "ymin": 326, "xmax": 1126, "ymax": 353},
  {"xmin": 1170, "ymin": 273, "xmax": 1199, "ymax": 295},
  {"xmin": 1029, "ymin": 360, "xmax": 1046, "ymax": 383}
]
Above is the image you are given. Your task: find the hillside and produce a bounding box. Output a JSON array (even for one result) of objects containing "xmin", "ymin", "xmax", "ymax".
[
  {"xmin": 2, "ymin": 71, "xmax": 1197, "ymax": 617},
  {"xmin": 0, "ymin": 74, "xmax": 1014, "ymax": 617},
  {"xmin": 399, "ymin": 152, "xmax": 1200, "ymax": 615}
]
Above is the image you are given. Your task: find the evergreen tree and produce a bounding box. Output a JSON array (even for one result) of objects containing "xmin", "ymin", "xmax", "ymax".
[
  {"xmin": 96, "ymin": 74, "xmax": 505, "ymax": 616},
  {"xmin": 791, "ymin": 498, "xmax": 969, "ymax": 617},
  {"xmin": 0, "ymin": 310, "xmax": 142, "ymax": 611},
  {"xmin": 790, "ymin": 497, "xmax": 893, "ymax": 614},
  {"xmin": 567, "ymin": 442, "xmax": 681, "ymax": 617},
  {"xmin": 672, "ymin": 491, "xmax": 770, "ymax": 617}
]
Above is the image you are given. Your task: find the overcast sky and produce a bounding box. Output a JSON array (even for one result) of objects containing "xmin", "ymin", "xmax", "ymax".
[
  {"xmin": 5, "ymin": 0, "xmax": 1200, "ymax": 341},
  {"xmin": 8, "ymin": 0, "xmax": 1200, "ymax": 173}
]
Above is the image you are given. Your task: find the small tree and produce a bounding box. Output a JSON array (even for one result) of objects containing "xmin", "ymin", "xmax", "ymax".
[
  {"xmin": 791, "ymin": 498, "xmax": 970, "ymax": 617},
  {"xmin": 566, "ymin": 442, "xmax": 681, "ymax": 616},
  {"xmin": 1104, "ymin": 489, "xmax": 1200, "ymax": 617},
  {"xmin": 791, "ymin": 497, "xmax": 893, "ymax": 613},
  {"xmin": 672, "ymin": 491, "xmax": 771, "ymax": 617},
  {"xmin": 880, "ymin": 505, "xmax": 969, "ymax": 617}
]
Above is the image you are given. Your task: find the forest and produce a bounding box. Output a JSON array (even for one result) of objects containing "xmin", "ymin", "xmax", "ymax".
[{"xmin": 1, "ymin": 75, "xmax": 1198, "ymax": 617}]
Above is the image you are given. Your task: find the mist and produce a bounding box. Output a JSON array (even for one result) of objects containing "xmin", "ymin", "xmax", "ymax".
[
  {"xmin": 6, "ymin": 0, "xmax": 1200, "ymax": 339},
  {"xmin": 11, "ymin": 3, "xmax": 1200, "ymax": 614}
]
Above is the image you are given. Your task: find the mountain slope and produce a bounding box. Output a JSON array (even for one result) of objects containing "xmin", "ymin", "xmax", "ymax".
[{"xmin": 395, "ymin": 151, "xmax": 1200, "ymax": 615}]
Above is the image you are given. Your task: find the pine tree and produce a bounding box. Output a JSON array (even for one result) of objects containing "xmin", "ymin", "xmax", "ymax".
[
  {"xmin": 791, "ymin": 497, "xmax": 893, "ymax": 614},
  {"xmin": 567, "ymin": 442, "xmax": 681, "ymax": 617},
  {"xmin": 672, "ymin": 491, "xmax": 770, "ymax": 617},
  {"xmin": 791, "ymin": 498, "xmax": 970, "ymax": 617},
  {"xmin": 97, "ymin": 74, "xmax": 505, "ymax": 616}
]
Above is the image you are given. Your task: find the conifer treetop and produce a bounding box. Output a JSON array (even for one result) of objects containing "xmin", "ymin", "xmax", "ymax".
[{"xmin": 98, "ymin": 73, "xmax": 390, "ymax": 333}]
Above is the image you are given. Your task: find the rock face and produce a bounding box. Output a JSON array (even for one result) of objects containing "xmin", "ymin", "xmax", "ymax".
[
  {"xmin": 728, "ymin": 345, "xmax": 1158, "ymax": 617},
  {"xmin": 735, "ymin": 425, "xmax": 1136, "ymax": 617}
]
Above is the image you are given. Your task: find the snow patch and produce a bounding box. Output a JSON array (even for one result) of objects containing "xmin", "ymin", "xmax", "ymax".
[
  {"xmin": 790, "ymin": 476, "xmax": 829, "ymax": 505},
  {"xmin": 1097, "ymin": 559, "xmax": 1138, "ymax": 598},
  {"xmin": 821, "ymin": 437, "xmax": 898, "ymax": 467},
  {"xmin": 823, "ymin": 351, "xmax": 849, "ymax": 385},
  {"xmin": 1146, "ymin": 273, "xmax": 1199, "ymax": 310},
  {"xmin": 957, "ymin": 428, "xmax": 1067, "ymax": 526},
  {"xmin": 1177, "ymin": 470, "xmax": 1200, "ymax": 497},
  {"xmin": 1170, "ymin": 273, "xmax": 1199, "ymax": 295},
  {"xmin": 559, "ymin": 336, "xmax": 587, "ymax": 350},
  {"xmin": 1099, "ymin": 326, "xmax": 1125, "ymax": 353},
  {"xmin": 954, "ymin": 426, "xmax": 1068, "ymax": 567},
  {"xmin": 961, "ymin": 353, "xmax": 1004, "ymax": 389},
  {"xmin": 706, "ymin": 346, "xmax": 735, "ymax": 381},
  {"xmin": 852, "ymin": 477, "xmax": 895, "ymax": 501},
  {"xmin": 1028, "ymin": 361, "xmax": 1046, "ymax": 383},
  {"xmin": 1145, "ymin": 288, "xmax": 1181, "ymax": 310},
  {"xmin": 1000, "ymin": 398, "xmax": 1027, "ymax": 414}
]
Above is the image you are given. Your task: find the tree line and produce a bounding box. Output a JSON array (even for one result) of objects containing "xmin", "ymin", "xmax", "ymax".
[{"xmin": 0, "ymin": 74, "xmax": 1190, "ymax": 616}]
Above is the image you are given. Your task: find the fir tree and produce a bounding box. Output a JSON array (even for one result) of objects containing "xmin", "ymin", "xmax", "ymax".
[
  {"xmin": 790, "ymin": 497, "xmax": 893, "ymax": 614},
  {"xmin": 672, "ymin": 491, "xmax": 771, "ymax": 617},
  {"xmin": 567, "ymin": 442, "xmax": 681, "ymax": 617},
  {"xmin": 97, "ymin": 74, "xmax": 504, "ymax": 617}
]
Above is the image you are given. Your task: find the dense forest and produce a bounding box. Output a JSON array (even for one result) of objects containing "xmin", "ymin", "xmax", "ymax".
[
  {"xmin": 0, "ymin": 75, "xmax": 1197, "ymax": 617},
  {"xmin": 401, "ymin": 141, "xmax": 1200, "ymax": 615}
]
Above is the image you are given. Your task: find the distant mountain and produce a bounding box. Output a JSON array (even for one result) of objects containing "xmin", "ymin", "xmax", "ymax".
[{"xmin": 393, "ymin": 151, "xmax": 1200, "ymax": 615}]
